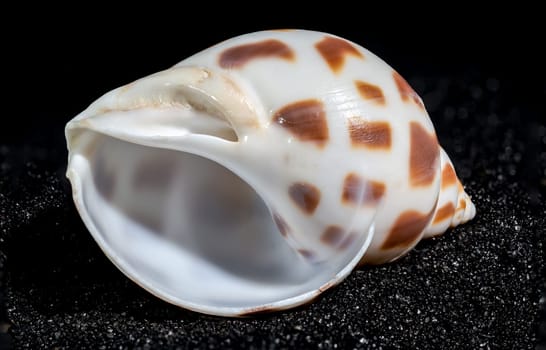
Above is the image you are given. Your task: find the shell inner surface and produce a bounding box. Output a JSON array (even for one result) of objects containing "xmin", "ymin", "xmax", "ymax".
[{"xmin": 68, "ymin": 132, "xmax": 369, "ymax": 315}]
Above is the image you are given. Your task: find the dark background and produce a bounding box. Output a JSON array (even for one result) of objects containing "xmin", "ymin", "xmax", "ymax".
[{"xmin": 1, "ymin": 9, "xmax": 545, "ymax": 349}]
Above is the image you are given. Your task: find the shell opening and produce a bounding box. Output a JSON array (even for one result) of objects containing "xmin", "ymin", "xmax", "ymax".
[{"xmin": 69, "ymin": 132, "xmax": 367, "ymax": 315}]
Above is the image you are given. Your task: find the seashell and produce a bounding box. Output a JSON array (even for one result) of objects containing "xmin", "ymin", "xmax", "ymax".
[{"xmin": 65, "ymin": 29, "xmax": 476, "ymax": 316}]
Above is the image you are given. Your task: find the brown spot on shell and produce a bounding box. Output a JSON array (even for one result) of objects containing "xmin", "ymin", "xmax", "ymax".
[
  {"xmin": 273, "ymin": 99, "xmax": 329, "ymax": 147},
  {"xmin": 392, "ymin": 71, "xmax": 425, "ymax": 109},
  {"xmin": 272, "ymin": 213, "xmax": 290, "ymax": 237},
  {"xmin": 315, "ymin": 36, "xmax": 364, "ymax": 73},
  {"xmin": 219, "ymin": 39, "xmax": 294, "ymax": 69},
  {"xmin": 342, "ymin": 173, "xmax": 385, "ymax": 206},
  {"xmin": 409, "ymin": 122, "xmax": 439, "ymax": 187},
  {"xmin": 238, "ymin": 306, "xmax": 277, "ymax": 317},
  {"xmin": 355, "ymin": 80, "xmax": 385, "ymax": 105},
  {"xmin": 432, "ymin": 202, "xmax": 456, "ymax": 224},
  {"xmin": 318, "ymin": 279, "xmax": 337, "ymax": 293},
  {"xmin": 381, "ymin": 209, "xmax": 434, "ymax": 250},
  {"xmin": 441, "ymin": 163, "xmax": 458, "ymax": 188},
  {"xmin": 348, "ymin": 117, "xmax": 391, "ymax": 149},
  {"xmin": 289, "ymin": 182, "xmax": 321, "ymax": 214},
  {"xmin": 459, "ymin": 198, "xmax": 467, "ymax": 210},
  {"xmin": 321, "ymin": 225, "xmax": 345, "ymax": 246},
  {"xmin": 297, "ymin": 249, "xmax": 315, "ymax": 260}
]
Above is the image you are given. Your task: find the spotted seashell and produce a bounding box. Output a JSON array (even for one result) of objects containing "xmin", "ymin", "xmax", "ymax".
[{"xmin": 65, "ymin": 30, "xmax": 475, "ymax": 316}]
